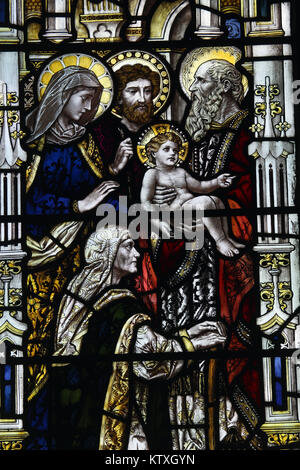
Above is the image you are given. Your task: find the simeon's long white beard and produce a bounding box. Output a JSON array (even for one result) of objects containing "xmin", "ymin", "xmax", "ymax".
[{"xmin": 185, "ymin": 85, "xmax": 224, "ymax": 142}]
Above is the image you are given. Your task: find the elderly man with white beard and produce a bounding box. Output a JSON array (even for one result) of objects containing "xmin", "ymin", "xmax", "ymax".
[
  {"xmin": 157, "ymin": 57, "xmax": 253, "ymax": 330},
  {"xmin": 150, "ymin": 57, "xmax": 265, "ymax": 450},
  {"xmin": 185, "ymin": 59, "xmax": 244, "ymax": 143}
]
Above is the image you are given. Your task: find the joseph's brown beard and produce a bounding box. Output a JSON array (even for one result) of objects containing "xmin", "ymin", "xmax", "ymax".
[
  {"xmin": 122, "ymin": 101, "xmax": 154, "ymax": 125},
  {"xmin": 185, "ymin": 85, "xmax": 223, "ymax": 142}
]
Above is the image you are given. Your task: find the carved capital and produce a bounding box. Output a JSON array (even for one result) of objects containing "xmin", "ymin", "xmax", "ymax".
[
  {"xmin": 0, "ymin": 431, "xmax": 29, "ymax": 450},
  {"xmin": 260, "ymin": 281, "xmax": 292, "ymax": 313},
  {"xmin": 268, "ymin": 433, "xmax": 300, "ymax": 447},
  {"xmin": 0, "ymin": 260, "xmax": 22, "ymax": 276},
  {"xmin": 259, "ymin": 253, "xmax": 290, "ymax": 270}
]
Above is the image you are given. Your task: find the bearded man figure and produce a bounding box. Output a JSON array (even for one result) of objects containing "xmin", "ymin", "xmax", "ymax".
[
  {"xmin": 114, "ymin": 63, "xmax": 160, "ymax": 131},
  {"xmin": 92, "ymin": 63, "xmax": 161, "ymax": 204},
  {"xmin": 186, "ymin": 59, "xmax": 244, "ymax": 143},
  {"xmin": 90, "ymin": 61, "xmax": 166, "ymax": 318},
  {"xmin": 149, "ymin": 57, "xmax": 265, "ymax": 450}
]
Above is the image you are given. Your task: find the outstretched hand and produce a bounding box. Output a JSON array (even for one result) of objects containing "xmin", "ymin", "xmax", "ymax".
[
  {"xmin": 77, "ymin": 180, "xmax": 120, "ymax": 213},
  {"xmin": 217, "ymin": 173, "xmax": 236, "ymax": 189},
  {"xmin": 187, "ymin": 320, "xmax": 227, "ymax": 350}
]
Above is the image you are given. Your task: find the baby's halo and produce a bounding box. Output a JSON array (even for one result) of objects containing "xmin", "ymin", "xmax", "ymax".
[{"xmin": 137, "ymin": 122, "xmax": 189, "ymax": 169}]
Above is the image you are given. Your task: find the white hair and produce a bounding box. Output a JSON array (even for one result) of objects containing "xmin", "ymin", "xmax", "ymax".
[{"xmin": 205, "ymin": 60, "xmax": 244, "ymax": 104}]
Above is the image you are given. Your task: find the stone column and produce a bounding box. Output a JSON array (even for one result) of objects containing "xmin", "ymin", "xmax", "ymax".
[
  {"xmin": 43, "ymin": 0, "xmax": 72, "ymax": 42},
  {"xmin": 0, "ymin": 78, "xmax": 27, "ymax": 450},
  {"xmin": 194, "ymin": 0, "xmax": 224, "ymax": 39},
  {"xmin": 0, "ymin": 2, "xmax": 28, "ymax": 449},
  {"xmin": 244, "ymin": 0, "xmax": 300, "ymax": 447}
]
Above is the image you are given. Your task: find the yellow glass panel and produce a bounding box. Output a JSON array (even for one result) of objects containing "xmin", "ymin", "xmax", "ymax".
[
  {"xmin": 95, "ymin": 104, "xmax": 104, "ymax": 117},
  {"xmin": 49, "ymin": 60, "xmax": 64, "ymax": 73},
  {"xmin": 99, "ymin": 76, "xmax": 112, "ymax": 89},
  {"xmin": 63, "ymin": 56, "xmax": 77, "ymax": 67},
  {"xmin": 91, "ymin": 63, "xmax": 105, "ymax": 77},
  {"xmin": 41, "ymin": 72, "xmax": 53, "ymax": 86},
  {"xmin": 79, "ymin": 56, "xmax": 93, "ymax": 69},
  {"xmin": 101, "ymin": 91, "xmax": 111, "ymax": 104}
]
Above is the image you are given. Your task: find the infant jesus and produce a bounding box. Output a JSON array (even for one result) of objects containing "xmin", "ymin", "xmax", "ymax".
[{"xmin": 140, "ymin": 131, "xmax": 245, "ymax": 257}]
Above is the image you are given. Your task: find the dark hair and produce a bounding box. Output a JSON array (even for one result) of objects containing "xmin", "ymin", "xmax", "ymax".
[{"xmin": 114, "ymin": 64, "xmax": 160, "ymax": 113}]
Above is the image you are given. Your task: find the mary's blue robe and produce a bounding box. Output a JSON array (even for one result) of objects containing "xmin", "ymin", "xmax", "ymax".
[
  {"xmin": 25, "ymin": 136, "xmax": 108, "ymax": 449},
  {"xmin": 26, "ymin": 142, "xmax": 101, "ymax": 239}
]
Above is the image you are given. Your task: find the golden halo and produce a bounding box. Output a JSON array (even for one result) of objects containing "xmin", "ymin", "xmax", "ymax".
[
  {"xmin": 180, "ymin": 47, "xmax": 249, "ymax": 99},
  {"xmin": 37, "ymin": 53, "xmax": 114, "ymax": 120},
  {"xmin": 107, "ymin": 50, "xmax": 171, "ymax": 117},
  {"xmin": 137, "ymin": 122, "xmax": 189, "ymax": 169}
]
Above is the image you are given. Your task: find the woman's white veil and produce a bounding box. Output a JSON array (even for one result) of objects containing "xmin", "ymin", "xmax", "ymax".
[{"xmin": 53, "ymin": 225, "xmax": 131, "ymax": 357}]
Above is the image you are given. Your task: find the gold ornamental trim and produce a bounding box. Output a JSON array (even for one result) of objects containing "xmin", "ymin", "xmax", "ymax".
[
  {"xmin": 99, "ymin": 313, "xmax": 150, "ymax": 450},
  {"xmin": 26, "ymin": 154, "xmax": 41, "ymax": 193},
  {"xmin": 220, "ymin": 0, "xmax": 241, "ymax": 15},
  {"xmin": 77, "ymin": 132, "xmax": 104, "ymax": 179},
  {"xmin": 85, "ymin": 38, "xmax": 122, "ymax": 42},
  {"xmin": 267, "ymin": 433, "xmax": 300, "ymax": 447},
  {"xmin": 258, "ymin": 314, "xmax": 296, "ymax": 331},
  {"xmin": 0, "ymin": 430, "xmax": 29, "ymax": 449},
  {"xmin": 0, "ymin": 321, "xmax": 26, "ymax": 337},
  {"xmin": 261, "ymin": 421, "xmax": 300, "ymax": 433},
  {"xmin": 0, "ymin": 431, "xmax": 29, "ymax": 440},
  {"xmin": 261, "ymin": 422, "xmax": 300, "ymax": 446},
  {"xmin": 248, "ymin": 30, "xmax": 285, "ymax": 37},
  {"xmin": 126, "ymin": 28, "xmax": 143, "ymax": 35},
  {"xmin": 80, "ymin": 14, "xmax": 124, "ymax": 23}
]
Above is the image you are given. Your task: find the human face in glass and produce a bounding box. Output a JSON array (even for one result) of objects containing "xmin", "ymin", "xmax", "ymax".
[
  {"xmin": 113, "ymin": 238, "xmax": 140, "ymax": 278},
  {"xmin": 153, "ymin": 140, "xmax": 179, "ymax": 168},
  {"xmin": 62, "ymin": 88, "xmax": 95, "ymax": 124},
  {"xmin": 189, "ymin": 63, "xmax": 218, "ymax": 98},
  {"xmin": 121, "ymin": 78, "xmax": 152, "ymax": 111}
]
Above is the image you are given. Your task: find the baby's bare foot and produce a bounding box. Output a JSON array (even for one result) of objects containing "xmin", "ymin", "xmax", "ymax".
[
  {"xmin": 216, "ymin": 237, "xmax": 240, "ymax": 257},
  {"xmin": 228, "ymin": 237, "xmax": 245, "ymax": 249}
]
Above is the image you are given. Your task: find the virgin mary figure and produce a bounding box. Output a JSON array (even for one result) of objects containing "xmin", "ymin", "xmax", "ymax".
[{"xmin": 25, "ymin": 65, "xmax": 119, "ymax": 401}]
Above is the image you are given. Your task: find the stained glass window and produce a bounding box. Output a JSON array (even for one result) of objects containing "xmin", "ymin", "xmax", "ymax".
[{"xmin": 0, "ymin": 0, "xmax": 299, "ymax": 457}]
